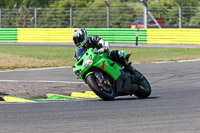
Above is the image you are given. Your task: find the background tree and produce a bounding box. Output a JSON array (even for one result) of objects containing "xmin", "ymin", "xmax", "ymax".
[{"xmin": 0, "ymin": 0, "xmax": 200, "ymax": 28}]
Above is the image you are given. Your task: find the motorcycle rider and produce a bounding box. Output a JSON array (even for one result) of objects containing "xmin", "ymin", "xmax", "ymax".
[{"xmin": 73, "ymin": 28, "xmax": 142, "ymax": 81}]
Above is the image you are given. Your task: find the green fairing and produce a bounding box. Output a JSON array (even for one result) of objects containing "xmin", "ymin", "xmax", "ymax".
[
  {"xmin": 73, "ymin": 48, "xmax": 121, "ymax": 82},
  {"xmin": 93, "ymin": 57, "xmax": 121, "ymax": 80},
  {"xmin": 85, "ymin": 72, "xmax": 94, "ymax": 79}
]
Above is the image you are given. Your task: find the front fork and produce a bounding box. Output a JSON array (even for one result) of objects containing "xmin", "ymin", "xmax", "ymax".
[
  {"xmin": 94, "ymin": 71, "xmax": 104, "ymax": 84},
  {"xmin": 94, "ymin": 71, "xmax": 112, "ymax": 91}
]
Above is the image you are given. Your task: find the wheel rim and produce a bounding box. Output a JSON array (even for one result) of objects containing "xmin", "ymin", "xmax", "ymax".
[{"xmin": 95, "ymin": 77, "xmax": 114, "ymax": 96}]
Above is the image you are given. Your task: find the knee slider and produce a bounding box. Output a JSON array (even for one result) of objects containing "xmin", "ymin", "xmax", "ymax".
[{"xmin": 118, "ymin": 51, "xmax": 124, "ymax": 58}]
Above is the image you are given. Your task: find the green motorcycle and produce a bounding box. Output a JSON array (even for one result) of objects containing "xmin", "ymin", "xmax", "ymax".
[{"xmin": 73, "ymin": 47, "xmax": 151, "ymax": 100}]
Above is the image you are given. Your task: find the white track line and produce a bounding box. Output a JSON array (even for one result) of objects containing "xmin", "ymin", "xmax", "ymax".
[
  {"xmin": 0, "ymin": 66, "xmax": 72, "ymax": 73},
  {"xmin": 0, "ymin": 80, "xmax": 83, "ymax": 84},
  {"xmin": 154, "ymin": 59, "xmax": 200, "ymax": 64},
  {"xmin": 177, "ymin": 59, "xmax": 200, "ymax": 62}
]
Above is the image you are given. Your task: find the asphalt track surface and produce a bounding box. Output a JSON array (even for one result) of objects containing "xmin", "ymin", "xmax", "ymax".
[{"xmin": 0, "ymin": 60, "xmax": 200, "ymax": 133}]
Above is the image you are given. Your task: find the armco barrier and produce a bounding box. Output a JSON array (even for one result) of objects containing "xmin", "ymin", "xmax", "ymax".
[
  {"xmin": 147, "ymin": 29, "xmax": 200, "ymax": 44},
  {"xmin": 17, "ymin": 28, "xmax": 146, "ymax": 43},
  {"xmin": 0, "ymin": 28, "xmax": 17, "ymax": 42},
  {"xmin": 86, "ymin": 28, "xmax": 147, "ymax": 44},
  {"xmin": 0, "ymin": 28, "xmax": 146, "ymax": 44},
  {"xmin": 18, "ymin": 28, "xmax": 76, "ymax": 43},
  {"xmin": 3, "ymin": 28, "xmax": 200, "ymax": 45}
]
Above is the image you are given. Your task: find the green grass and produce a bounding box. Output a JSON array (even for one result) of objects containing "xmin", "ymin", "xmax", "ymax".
[
  {"xmin": 0, "ymin": 46, "xmax": 76, "ymax": 61},
  {"xmin": 0, "ymin": 46, "xmax": 200, "ymax": 70},
  {"xmin": 115, "ymin": 47, "xmax": 200, "ymax": 63}
]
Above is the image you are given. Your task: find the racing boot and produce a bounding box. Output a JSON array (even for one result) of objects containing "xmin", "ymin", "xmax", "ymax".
[{"xmin": 125, "ymin": 64, "xmax": 143, "ymax": 81}]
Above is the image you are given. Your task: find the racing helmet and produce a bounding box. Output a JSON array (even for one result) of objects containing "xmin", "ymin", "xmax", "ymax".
[{"xmin": 73, "ymin": 28, "xmax": 88, "ymax": 48}]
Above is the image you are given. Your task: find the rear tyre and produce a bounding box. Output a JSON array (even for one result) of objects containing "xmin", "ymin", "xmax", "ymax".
[
  {"xmin": 134, "ymin": 71, "xmax": 151, "ymax": 98},
  {"xmin": 86, "ymin": 74, "xmax": 115, "ymax": 101}
]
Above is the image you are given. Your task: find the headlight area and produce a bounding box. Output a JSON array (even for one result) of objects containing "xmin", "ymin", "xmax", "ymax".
[
  {"xmin": 75, "ymin": 69, "xmax": 82, "ymax": 76},
  {"xmin": 83, "ymin": 55, "xmax": 93, "ymax": 68}
]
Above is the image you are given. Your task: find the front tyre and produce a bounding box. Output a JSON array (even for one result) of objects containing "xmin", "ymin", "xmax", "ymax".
[{"xmin": 86, "ymin": 74, "xmax": 115, "ymax": 101}]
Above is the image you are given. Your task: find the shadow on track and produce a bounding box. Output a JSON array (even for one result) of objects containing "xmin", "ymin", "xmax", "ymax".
[{"xmin": 95, "ymin": 96, "xmax": 159, "ymax": 101}]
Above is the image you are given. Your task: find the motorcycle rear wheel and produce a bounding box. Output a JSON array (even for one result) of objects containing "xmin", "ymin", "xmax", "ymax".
[
  {"xmin": 86, "ymin": 74, "xmax": 115, "ymax": 101},
  {"xmin": 134, "ymin": 71, "xmax": 151, "ymax": 98}
]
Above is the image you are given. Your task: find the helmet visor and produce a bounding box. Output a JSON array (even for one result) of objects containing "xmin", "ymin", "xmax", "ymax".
[
  {"xmin": 74, "ymin": 37, "xmax": 87, "ymax": 48},
  {"xmin": 73, "ymin": 37, "xmax": 84, "ymax": 44}
]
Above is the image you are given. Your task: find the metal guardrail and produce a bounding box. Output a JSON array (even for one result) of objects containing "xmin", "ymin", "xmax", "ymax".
[
  {"xmin": 147, "ymin": 29, "xmax": 200, "ymax": 44},
  {"xmin": 1, "ymin": 28, "xmax": 200, "ymax": 44},
  {"xmin": 86, "ymin": 28, "xmax": 146, "ymax": 43},
  {"xmin": 1, "ymin": 28, "xmax": 146, "ymax": 43}
]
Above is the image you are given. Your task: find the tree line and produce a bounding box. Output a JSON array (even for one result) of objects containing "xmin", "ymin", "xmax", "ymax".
[{"xmin": 0, "ymin": 0, "xmax": 200, "ymax": 28}]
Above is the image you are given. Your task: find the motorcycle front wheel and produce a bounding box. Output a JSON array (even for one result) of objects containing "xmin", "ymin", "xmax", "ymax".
[{"xmin": 86, "ymin": 74, "xmax": 115, "ymax": 101}]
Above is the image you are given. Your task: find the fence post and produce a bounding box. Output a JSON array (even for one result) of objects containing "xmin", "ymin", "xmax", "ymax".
[
  {"xmin": 34, "ymin": 8, "xmax": 37, "ymax": 28},
  {"xmin": 104, "ymin": 1, "xmax": 110, "ymax": 28},
  {"xmin": 176, "ymin": 0, "xmax": 182, "ymax": 28},
  {"xmin": 67, "ymin": 1, "xmax": 73, "ymax": 28},
  {"xmin": 140, "ymin": 0, "xmax": 148, "ymax": 29}
]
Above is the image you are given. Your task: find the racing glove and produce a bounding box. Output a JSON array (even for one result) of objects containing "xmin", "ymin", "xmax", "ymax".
[{"xmin": 97, "ymin": 48, "xmax": 105, "ymax": 54}]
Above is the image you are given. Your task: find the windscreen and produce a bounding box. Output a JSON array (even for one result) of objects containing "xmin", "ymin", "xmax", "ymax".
[{"xmin": 75, "ymin": 48, "xmax": 88, "ymax": 61}]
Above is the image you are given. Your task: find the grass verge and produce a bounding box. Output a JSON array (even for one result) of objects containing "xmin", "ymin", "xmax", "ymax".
[{"xmin": 0, "ymin": 46, "xmax": 200, "ymax": 70}]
